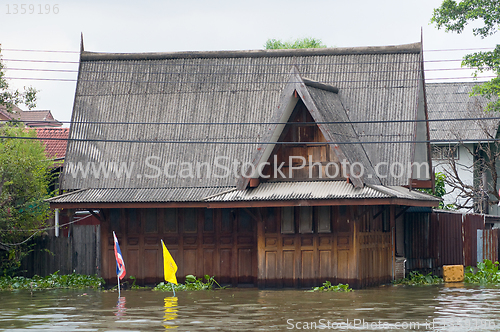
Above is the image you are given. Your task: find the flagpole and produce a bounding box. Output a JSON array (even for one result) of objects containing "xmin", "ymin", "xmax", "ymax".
[
  {"xmin": 117, "ymin": 275, "xmax": 121, "ymax": 297},
  {"xmin": 171, "ymin": 282, "xmax": 175, "ymax": 297}
]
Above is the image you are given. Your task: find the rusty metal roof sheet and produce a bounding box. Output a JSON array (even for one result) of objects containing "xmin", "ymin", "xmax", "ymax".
[
  {"xmin": 204, "ymin": 181, "xmax": 440, "ymax": 202},
  {"xmin": 47, "ymin": 187, "xmax": 231, "ymax": 204},
  {"xmin": 48, "ymin": 181, "xmax": 440, "ymax": 204}
]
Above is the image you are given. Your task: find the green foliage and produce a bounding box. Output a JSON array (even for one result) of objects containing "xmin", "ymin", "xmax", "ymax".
[
  {"xmin": 265, "ymin": 37, "xmax": 327, "ymax": 50},
  {"xmin": 419, "ymin": 172, "xmax": 456, "ymax": 209},
  {"xmin": 431, "ymin": 0, "xmax": 499, "ymax": 37},
  {"xmin": 0, "ymin": 48, "xmax": 38, "ymax": 111},
  {"xmin": 310, "ymin": 281, "xmax": 352, "ymax": 292},
  {"xmin": 431, "ymin": 0, "xmax": 500, "ymax": 111},
  {"xmin": 128, "ymin": 275, "xmax": 150, "ymax": 290},
  {"xmin": 465, "ymin": 259, "xmax": 500, "ymax": 283},
  {"xmin": 153, "ymin": 274, "xmax": 224, "ymax": 291},
  {"xmin": 393, "ymin": 271, "xmax": 443, "ymax": 285},
  {"xmin": 0, "ymin": 124, "xmax": 54, "ymax": 275},
  {"xmin": 0, "ymin": 271, "xmax": 104, "ymax": 290}
]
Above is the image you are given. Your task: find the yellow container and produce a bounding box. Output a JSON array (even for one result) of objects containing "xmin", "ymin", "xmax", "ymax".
[{"xmin": 443, "ymin": 265, "xmax": 464, "ymax": 282}]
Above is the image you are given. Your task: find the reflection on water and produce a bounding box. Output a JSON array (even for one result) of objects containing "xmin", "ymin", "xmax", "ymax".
[
  {"xmin": 1, "ymin": 285, "xmax": 500, "ymax": 331},
  {"xmin": 114, "ymin": 296, "xmax": 127, "ymax": 319},
  {"xmin": 163, "ymin": 297, "xmax": 178, "ymax": 329}
]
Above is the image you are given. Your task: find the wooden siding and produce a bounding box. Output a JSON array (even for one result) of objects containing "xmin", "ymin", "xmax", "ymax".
[
  {"xmin": 21, "ymin": 225, "xmax": 100, "ymax": 277},
  {"xmin": 100, "ymin": 205, "xmax": 395, "ymax": 288},
  {"xmin": 260, "ymin": 99, "xmax": 344, "ymax": 181},
  {"xmin": 101, "ymin": 208, "xmax": 257, "ymax": 286},
  {"xmin": 258, "ymin": 205, "xmax": 393, "ymax": 289}
]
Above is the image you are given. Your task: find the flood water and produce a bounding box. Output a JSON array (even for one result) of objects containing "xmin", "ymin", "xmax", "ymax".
[{"xmin": 1, "ymin": 285, "xmax": 500, "ymax": 331}]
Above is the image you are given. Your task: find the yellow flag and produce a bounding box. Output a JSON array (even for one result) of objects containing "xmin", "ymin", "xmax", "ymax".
[{"xmin": 161, "ymin": 239, "xmax": 178, "ymax": 285}]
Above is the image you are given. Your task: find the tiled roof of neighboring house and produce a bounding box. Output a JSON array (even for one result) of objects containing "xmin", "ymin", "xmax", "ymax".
[
  {"xmin": 62, "ymin": 42, "xmax": 427, "ymax": 194},
  {"xmin": 426, "ymin": 82, "xmax": 500, "ymax": 142},
  {"xmin": 35, "ymin": 127, "xmax": 69, "ymax": 160}
]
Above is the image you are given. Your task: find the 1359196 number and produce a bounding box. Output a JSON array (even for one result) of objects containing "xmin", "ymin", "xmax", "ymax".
[{"xmin": 6, "ymin": 4, "xmax": 59, "ymax": 14}]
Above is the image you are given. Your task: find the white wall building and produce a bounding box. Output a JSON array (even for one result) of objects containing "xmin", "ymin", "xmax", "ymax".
[{"xmin": 426, "ymin": 82, "xmax": 500, "ymax": 215}]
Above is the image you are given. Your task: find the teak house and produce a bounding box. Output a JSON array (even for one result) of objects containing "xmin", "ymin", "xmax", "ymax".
[{"xmin": 49, "ymin": 41, "xmax": 440, "ymax": 288}]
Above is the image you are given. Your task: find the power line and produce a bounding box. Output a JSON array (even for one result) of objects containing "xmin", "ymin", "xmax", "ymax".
[
  {"xmin": 1, "ymin": 135, "xmax": 500, "ymax": 145},
  {"xmin": 2, "ymin": 66, "xmax": 484, "ymax": 74},
  {"xmin": 0, "ymin": 46, "xmax": 495, "ymax": 53},
  {"xmin": 3, "ymin": 115, "xmax": 500, "ymax": 126},
  {"xmin": 3, "ymin": 75, "xmax": 496, "ymax": 83},
  {"xmin": 0, "ymin": 58, "xmax": 466, "ymax": 65}
]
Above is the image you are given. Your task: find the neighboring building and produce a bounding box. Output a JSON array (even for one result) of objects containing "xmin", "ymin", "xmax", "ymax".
[
  {"xmin": 48, "ymin": 42, "xmax": 439, "ymax": 288},
  {"xmin": 0, "ymin": 105, "xmax": 62, "ymax": 127},
  {"xmin": 426, "ymin": 82, "xmax": 500, "ymax": 215}
]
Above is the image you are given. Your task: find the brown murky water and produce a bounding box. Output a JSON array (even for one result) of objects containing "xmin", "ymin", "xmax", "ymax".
[{"xmin": 1, "ymin": 285, "xmax": 500, "ymax": 331}]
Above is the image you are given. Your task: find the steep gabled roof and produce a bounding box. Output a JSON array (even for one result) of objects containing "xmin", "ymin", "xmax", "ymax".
[
  {"xmin": 62, "ymin": 42, "xmax": 425, "ymax": 195},
  {"xmin": 427, "ymin": 82, "xmax": 500, "ymax": 142}
]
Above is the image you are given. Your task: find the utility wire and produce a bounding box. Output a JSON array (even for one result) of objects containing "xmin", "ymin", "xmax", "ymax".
[
  {"xmin": 0, "ymin": 46, "xmax": 495, "ymax": 53},
  {"xmin": 0, "ymin": 214, "xmax": 93, "ymax": 247},
  {"xmin": 3, "ymin": 116, "xmax": 500, "ymax": 126},
  {"xmin": 3, "ymin": 76, "xmax": 496, "ymax": 82},
  {"xmin": 1, "ymin": 135, "xmax": 499, "ymax": 145}
]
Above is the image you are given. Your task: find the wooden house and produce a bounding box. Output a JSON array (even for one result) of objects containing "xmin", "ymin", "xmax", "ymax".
[{"xmin": 49, "ymin": 41, "xmax": 440, "ymax": 288}]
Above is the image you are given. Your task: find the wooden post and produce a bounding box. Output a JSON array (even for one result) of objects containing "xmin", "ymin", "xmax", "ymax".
[
  {"xmin": 257, "ymin": 208, "xmax": 266, "ymax": 288},
  {"xmin": 390, "ymin": 206, "xmax": 396, "ymax": 281}
]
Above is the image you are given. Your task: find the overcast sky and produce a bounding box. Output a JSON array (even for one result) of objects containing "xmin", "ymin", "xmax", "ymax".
[{"xmin": 1, "ymin": 0, "xmax": 497, "ymax": 123}]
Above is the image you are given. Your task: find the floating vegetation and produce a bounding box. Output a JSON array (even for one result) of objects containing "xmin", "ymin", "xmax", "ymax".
[
  {"xmin": 0, "ymin": 271, "xmax": 104, "ymax": 290},
  {"xmin": 393, "ymin": 271, "xmax": 442, "ymax": 285},
  {"xmin": 128, "ymin": 276, "xmax": 150, "ymax": 290},
  {"xmin": 153, "ymin": 274, "xmax": 224, "ymax": 291},
  {"xmin": 309, "ymin": 281, "xmax": 352, "ymax": 292},
  {"xmin": 465, "ymin": 259, "xmax": 500, "ymax": 284}
]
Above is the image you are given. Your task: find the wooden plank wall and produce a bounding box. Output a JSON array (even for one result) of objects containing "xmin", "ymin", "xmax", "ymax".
[
  {"xmin": 20, "ymin": 224, "xmax": 100, "ymax": 277},
  {"xmin": 101, "ymin": 208, "xmax": 256, "ymax": 286},
  {"xmin": 258, "ymin": 205, "xmax": 393, "ymax": 289}
]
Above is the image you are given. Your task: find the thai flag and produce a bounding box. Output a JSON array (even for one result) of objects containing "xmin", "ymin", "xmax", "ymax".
[{"xmin": 113, "ymin": 231, "xmax": 126, "ymax": 280}]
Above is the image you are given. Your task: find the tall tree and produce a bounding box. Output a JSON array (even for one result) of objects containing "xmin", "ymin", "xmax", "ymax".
[
  {"xmin": 265, "ymin": 37, "xmax": 327, "ymax": 50},
  {"xmin": 431, "ymin": 0, "xmax": 500, "ymax": 111},
  {"xmin": 0, "ymin": 48, "xmax": 49, "ymax": 275},
  {"xmin": 0, "ymin": 124, "xmax": 53, "ymax": 275}
]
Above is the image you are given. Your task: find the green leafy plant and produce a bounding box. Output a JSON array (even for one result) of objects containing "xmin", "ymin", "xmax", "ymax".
[
  {"xmin": 264, "ymin": 37, "xmax": 328, "ymax": 50},
  {"xmin": 128, "ymin": 275, "xmax": 150, "ymax": 290},
  {"xmin": 153, "ymin": 274, "xmax": 224, "ymax": 291},
  {"xmin": 0, "ymin": 271, "xmax": 104, "ymax": 290},
  {"xmin": 465, "ymin": 259, "xmax": 500, "ymax": 283},
  {"xmin": 393, "ymin": 271, "xmax": 443, "ymax": 285},
  {"xmin": 310, "ymin": 281, "xmax": 352, "ymax": 292}
]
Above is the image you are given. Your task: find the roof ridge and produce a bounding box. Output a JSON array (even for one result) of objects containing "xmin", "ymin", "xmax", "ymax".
[
  {"xmin": 302, "ymin": 78, "xmax": 339, "ymax": 94},
  {"xmin": 81, "ymin": 42, "xmax": 421, "ymax": 61}
]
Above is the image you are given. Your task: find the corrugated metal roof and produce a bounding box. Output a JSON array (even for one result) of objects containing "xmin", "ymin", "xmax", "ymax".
[
  {"xmin": 49, "ymin": 181, "xmax": 440, "ymax": 204},
  {"xmin": 62, "ymin": 43, "xmax": 424, "ymax": 194},
  {"xmin": 426, "ymin": 82, "xmax": 499, "ymax": 141},
  {"xmin": 47, "ymin": 187, "xmax": 232, "ymax": 203},
  {"xmin": 204, "ymin": 181, "xmax": 440, "ymax": 202}
]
